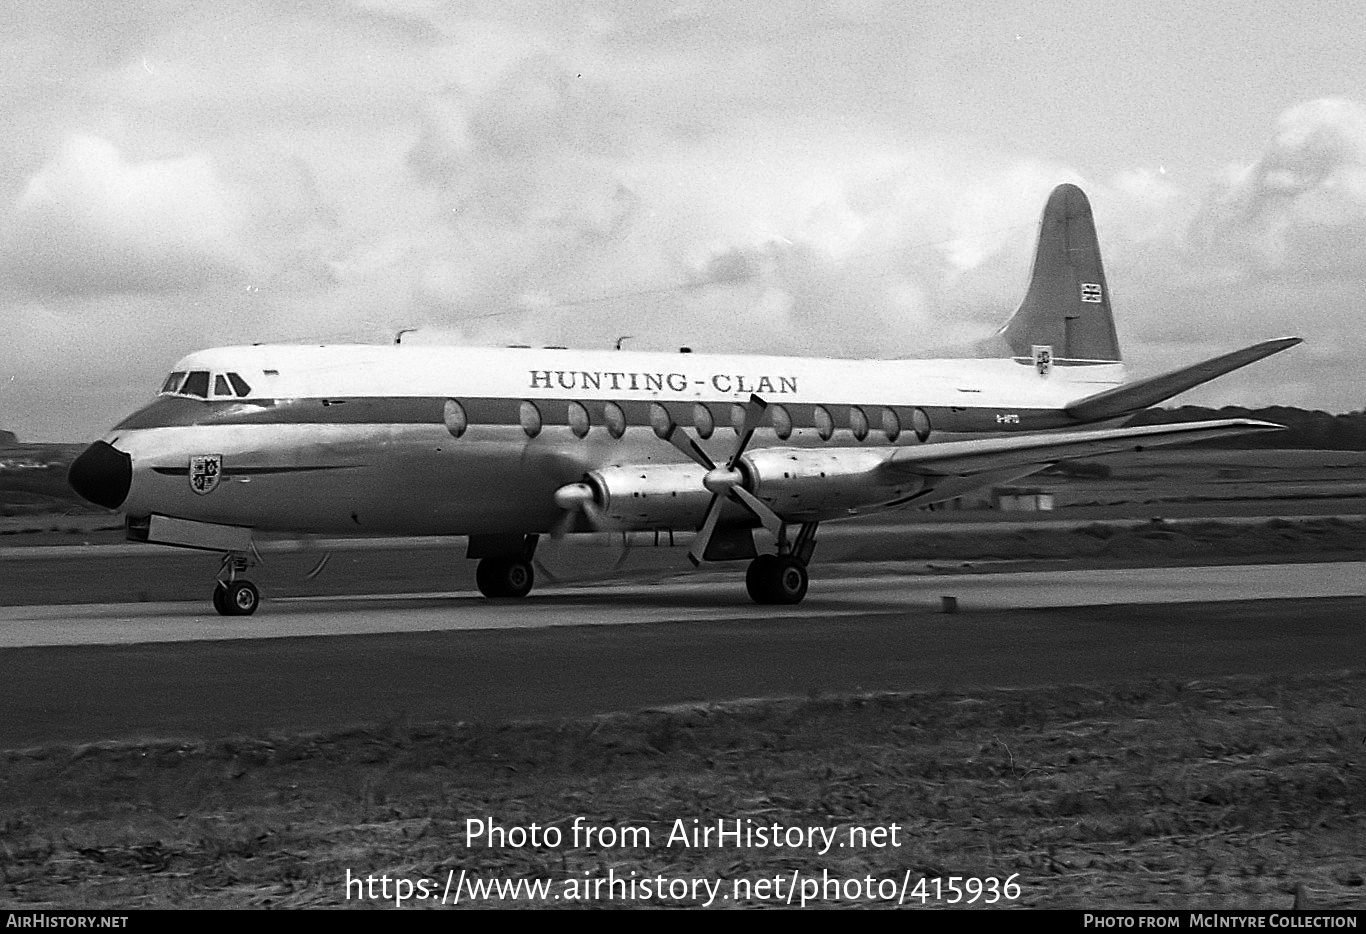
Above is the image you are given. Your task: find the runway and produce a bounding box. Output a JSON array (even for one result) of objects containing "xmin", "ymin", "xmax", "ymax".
[
  {"xmin": 0, "ymin": 560, "xmax": 1358, "ymax": 647},
  {"xmin": 0, "ymin": 561, "xmax": 1361, "ymax": 648},
  {"xmin": 0, "ymin": 563, "xmax": 1362, "ymax": 750}
]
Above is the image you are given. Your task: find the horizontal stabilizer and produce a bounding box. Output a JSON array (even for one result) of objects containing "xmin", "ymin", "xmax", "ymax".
[
  {"xmin": 1065, "ymin": 338, "xmax": 1302, "ymax": 421},
  {"xmin": 884, "ymin": 418, "xmax": 1285, "ymax": 478}
]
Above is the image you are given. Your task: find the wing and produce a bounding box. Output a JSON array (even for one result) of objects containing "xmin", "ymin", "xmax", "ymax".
[{"xmin": 880, "ymin": 418, "xmax": 1284, "ymax": 506}]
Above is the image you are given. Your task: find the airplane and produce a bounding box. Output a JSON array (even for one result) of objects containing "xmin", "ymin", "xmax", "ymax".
[{"xmin": 67, "ymin": 183, "xmax": 1301, "ymax": 615}]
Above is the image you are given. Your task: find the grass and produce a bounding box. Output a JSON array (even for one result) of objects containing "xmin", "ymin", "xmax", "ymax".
[
  {"xmin": 845, "ymin": 516, "xmax": 1366, "ymax": 566},
  {"xmin": 2, "ymin": 671, "xmax": 1363, "ymax": 909}
]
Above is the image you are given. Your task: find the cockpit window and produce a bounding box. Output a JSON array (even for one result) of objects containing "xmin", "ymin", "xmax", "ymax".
[
  {"xmin": 226, "ymin": 372, "xmax": 252, "ymax": 397},
  {"xmin": 158, "ymin": 369, "xmax": 252, "ymax": 400},
  {"xmin": 180, "ymin": 370, "xmax": 210, "ymax": 398}
]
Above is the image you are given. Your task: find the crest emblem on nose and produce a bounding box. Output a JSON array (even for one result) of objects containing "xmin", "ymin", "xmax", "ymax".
[{"xmin": 189, "ymin": 455, "xmax": 223, "ymax": 495}]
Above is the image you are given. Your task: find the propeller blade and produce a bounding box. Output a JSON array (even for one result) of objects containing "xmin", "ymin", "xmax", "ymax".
[
  {"xmin": 730, "ymin": 486, "xmax": 783, "ymax": 538},
  {"xmin": 728, "ymin": 394, "xmax": 768, "ymax": 469},
  {"xmin": 549, "ymin": 509, "xmax": 580, "ymax": 540},
  {"xmin": 687, "ymin": 493, "xmax": 726, "ymax": 566},
  {"xmin": 663, "ymin": 423, "xmax": 716, "ymax": 470},
  {"xmin": 535, "ymin": 528, "xmax": 632, "ymax": 583},
  {"xmin": 303, "ymin": 551, "xmax": 333, "ymax": 581}
]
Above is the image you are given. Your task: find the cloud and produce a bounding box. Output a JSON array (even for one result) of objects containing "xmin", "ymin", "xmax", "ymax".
[
  {"xmin": 1, "ymin": 135, "xmax": 336, "ymax": 294},
  {"xmin": 2, "ymin": 135, "xmax": 244, "ymax": 292},
  {"xmin": 1188, "ymin": 98, "xmax": 1366, "ymax": 277}
]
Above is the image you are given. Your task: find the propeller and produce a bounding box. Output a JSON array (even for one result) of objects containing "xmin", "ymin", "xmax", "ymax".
[
  {"xmin": 545, "ymin": 393, "xmax": 784, "ymax": 567},
  {"xmin": 550, "ymin": 479, "xmax": 605, "ymax": 538},
  {"xmin": 532, "ymin": 528, "xmax": 637, "ymax": 584},
  {"xmin": 663, "ymin": 394, "xmax": 784, "ymax": 565}
]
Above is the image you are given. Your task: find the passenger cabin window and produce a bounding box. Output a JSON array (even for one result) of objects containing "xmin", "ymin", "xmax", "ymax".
[
  {"xmin": 693, "ymin": 403, "xmax": 714, "ymax": 439},
  {"xmin": 519, "ymin": 401, "xmax": 542, "ymax": 437}
]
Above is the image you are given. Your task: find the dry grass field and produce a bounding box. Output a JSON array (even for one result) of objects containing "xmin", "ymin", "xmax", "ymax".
[{"xmin": 2, "ymin": 671, "xmax": 1362, "ymax": 909}]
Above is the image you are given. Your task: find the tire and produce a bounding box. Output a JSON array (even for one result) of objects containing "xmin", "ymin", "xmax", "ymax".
[
  {"xmin": 212, "ymin": 583, "xmax": 230, "ymax": 616},
  {"xmin": 475, "ymin": 558, "xmax": 502, "ymax": 598},
  {"xmin": 476, "ymin": 558, "xmax": 534, "ymax": 598},
  {"xmin": 745, "ymin": 555, "xmax": 780, "ymax": 604},
  {"xmin": 225, "ymin": 580, "xmax": 260, "ymax": 616}
]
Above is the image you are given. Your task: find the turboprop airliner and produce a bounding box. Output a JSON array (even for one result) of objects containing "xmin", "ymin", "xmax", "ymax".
[{"xmin": 68, "ymin": 184, "xmax": 1300, "ymax": 614}]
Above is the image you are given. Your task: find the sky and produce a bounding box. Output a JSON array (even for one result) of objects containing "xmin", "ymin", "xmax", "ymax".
[{"xmin": 2, "ymin": 0, "xmax": 1365, "ymax": 440}]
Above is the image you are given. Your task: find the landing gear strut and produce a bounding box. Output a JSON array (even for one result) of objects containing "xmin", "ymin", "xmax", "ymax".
[
  {"xmin": 745, "ymin": 521, "xmax": 818, "ymax": 605},
  {"xmin": 213, "ymin": 552, "xmax": 260, "ymax": 616}
]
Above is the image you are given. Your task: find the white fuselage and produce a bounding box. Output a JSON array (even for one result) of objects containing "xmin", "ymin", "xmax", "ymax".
[{"xmin": 103, "ymin": 343, "xmax": 1125, "ymax": 535}]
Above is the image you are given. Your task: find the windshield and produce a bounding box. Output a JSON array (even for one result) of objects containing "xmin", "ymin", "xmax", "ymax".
[
  {"xmin": 180, "ymin": 371, "xmax": 210, "ymax": 398},
  {"xmin": 158, "ymin": 369, "xmax": 253, "ymax": 399}
]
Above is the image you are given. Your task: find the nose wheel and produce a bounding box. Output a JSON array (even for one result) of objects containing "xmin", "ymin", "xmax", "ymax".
[
  {"xmin": 746, "ymin": 554, "xmax": 809, "ymax": 605},
  {"xmin": 213, "ymin": 579, "xmax": 261, "ymax": 616}
]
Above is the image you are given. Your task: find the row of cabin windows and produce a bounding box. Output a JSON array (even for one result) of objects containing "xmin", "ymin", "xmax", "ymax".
[
  {"xmin": 443, "ymin": 399, "xmax": 932, "ymax": 443},
  {"xmin": 159, "ymin": 370, "xmax": 253, "ymax": 400}
]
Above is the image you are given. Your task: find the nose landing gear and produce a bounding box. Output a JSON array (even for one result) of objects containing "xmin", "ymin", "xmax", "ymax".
[{"xmin": 213, "ymin": 552, "xmax": 261, "ymax": 616}]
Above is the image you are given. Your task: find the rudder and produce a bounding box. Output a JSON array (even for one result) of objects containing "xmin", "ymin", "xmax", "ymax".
[{"xmin": 997, "ymin": 184, "xmax": 1121, "ymax": 363}]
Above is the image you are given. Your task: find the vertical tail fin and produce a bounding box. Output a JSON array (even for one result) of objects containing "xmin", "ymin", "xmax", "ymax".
[{"xmin": 997, "ymin": 183, "xmax": 1121, "ymax": 363}]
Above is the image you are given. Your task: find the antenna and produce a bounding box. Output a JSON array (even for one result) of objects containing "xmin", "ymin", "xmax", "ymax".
[
  {"xmin": 394, "ymin": 328, "xmax": 417, "ymax": 345},
  {"xmin": 614, "ymin": 335, "xmax": 633, "ymax": 350}
]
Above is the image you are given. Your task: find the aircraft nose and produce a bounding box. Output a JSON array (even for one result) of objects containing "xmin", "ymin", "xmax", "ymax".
[{"xmin": 67, "ymin": 440, "xmax": 132, "ymax": 510}]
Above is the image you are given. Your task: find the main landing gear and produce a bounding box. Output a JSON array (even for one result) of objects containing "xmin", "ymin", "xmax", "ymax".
[
  {"xmin": 475, "ymin": 557, "xmax": 535, "ymax": 599},
  {"xmin": 745, "ymin": 520, "xmax": 818, "ymax": 606},
  {"xmin": 745, "ymin": 554, "xmax": 808, "ymax": 605},
  {"xmin": 213, "ymin": 552, "xmax": 260, "ymax": 616},
  {"xmin": 470, "ymin": 534, "xmax": 538, "ymax": 599}
]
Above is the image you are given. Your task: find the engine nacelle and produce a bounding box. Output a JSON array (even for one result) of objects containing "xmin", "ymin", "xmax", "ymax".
[
  {"xmin": 579, "ymin": 447, "xmax": 926, "ymax": 531},
  {"xmin": 739, "ymin": 448, "xmax": 924, "ymax": 518},
  {"xmin": 584, "ymin": 462, "xmax": 714, "ymax": 527}
]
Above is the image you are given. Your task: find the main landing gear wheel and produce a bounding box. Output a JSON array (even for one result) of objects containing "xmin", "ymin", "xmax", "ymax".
[
  {"xmin": 476, "ymin": 557, "xmax": 535, "ymax": 599},
  {"xmin": 746, "ymin": 555, "xmax": 808, "ymax": 605},
  {"xmin": 213, "ymin": 580, "xmax": 260, "ymax": 616}
]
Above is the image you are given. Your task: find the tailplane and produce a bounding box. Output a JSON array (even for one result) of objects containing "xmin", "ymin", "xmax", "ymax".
[
  {"xmin": 1065, "ymin": 337, "xmax": 1302, "ymax": 420},
  {"xmin": 994, "ymin": 183, "xmax": 1122, "ymax": 363}
]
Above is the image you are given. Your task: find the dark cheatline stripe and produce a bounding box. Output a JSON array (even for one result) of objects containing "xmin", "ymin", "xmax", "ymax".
[
  {"xmin": 114, "ymin": 393, "xmax": 1080, "ymax": 435},
  {"xmin": 151, "ymin": 465, "xmax": 360, "ymax": 476}
]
